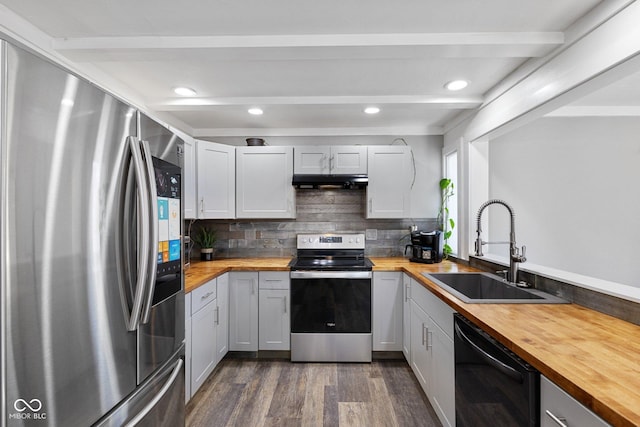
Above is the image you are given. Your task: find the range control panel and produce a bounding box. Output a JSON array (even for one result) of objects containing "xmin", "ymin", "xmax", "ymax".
[{"xmin": 297, "ymin": 233, "xmax": 365, "ymax": 250}]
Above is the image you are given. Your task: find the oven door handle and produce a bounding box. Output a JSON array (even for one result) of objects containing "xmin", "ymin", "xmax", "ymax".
[
  {"xmin": 290, "ymin": 271, "xmax": 372, "ymax": 279},
  {"xmin": 454, "ymin": 322, "xmax": 523, "ymax": 384}
]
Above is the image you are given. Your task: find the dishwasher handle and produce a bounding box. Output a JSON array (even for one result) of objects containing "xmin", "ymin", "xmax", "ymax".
[{"xmin": 454, "ymin": 321, "xmax": 523, "ymax": 384}]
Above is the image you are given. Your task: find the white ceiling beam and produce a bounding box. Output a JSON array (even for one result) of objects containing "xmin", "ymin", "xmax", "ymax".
[
  {"xmin": 193, "ymin": 126, "xmax": 444, "ymax": 137},
  {"xmin": 545, "ymin": 105, "xmax": 640, "ymax": 117},
  {"xmin": 53, "ymin": 32, "xmax": 564, "ymax": 50},
  {"xmin": 149, "ymin": 95, "xmax": 483, "ymax": 111}
]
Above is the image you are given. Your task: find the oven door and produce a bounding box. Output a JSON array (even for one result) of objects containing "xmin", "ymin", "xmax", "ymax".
[
  {"xmin": 291, "ymin": 271, "xmax": 371, "ymax": 333},
  {"xmin": 290, "ymin": 270, "xmax": 372, "ymax": 362}
]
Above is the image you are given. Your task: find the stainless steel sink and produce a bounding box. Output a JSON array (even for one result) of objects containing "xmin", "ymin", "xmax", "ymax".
[{"xmin": 422, "ymin": 272, "xmax": 568, "ymax": 304}]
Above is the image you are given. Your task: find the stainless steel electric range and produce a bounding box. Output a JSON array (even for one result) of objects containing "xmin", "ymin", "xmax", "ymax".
[{"xmin": 289, "ymin": 233, "xmax": 373, "ymax": 362}]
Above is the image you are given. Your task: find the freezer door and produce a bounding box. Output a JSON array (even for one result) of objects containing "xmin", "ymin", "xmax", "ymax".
[
  {"xmin": 2, "ymin": 44, "xmax": 138, "ymax": 425},
  {"xmin": 95, "ymin": 348, "xmax": 185, "ymax": 427}
]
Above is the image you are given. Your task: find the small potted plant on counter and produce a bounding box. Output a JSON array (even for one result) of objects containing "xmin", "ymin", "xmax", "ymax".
[{"xmin": 192, "ymin": 227, "xmax": 217, "ymax": 261}]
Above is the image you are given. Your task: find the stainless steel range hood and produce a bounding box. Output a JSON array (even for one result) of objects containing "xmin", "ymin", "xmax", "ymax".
[{"xmin": 292, "ymin": 174, "xmax": 368, "ymax": 189}]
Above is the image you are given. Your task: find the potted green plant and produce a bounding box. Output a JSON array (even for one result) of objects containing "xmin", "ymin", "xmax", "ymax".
[
  {"xmin": 192, "ymin": 227, "xmax": 217, "ymax": 261},
  {"xmin": 437, "ymin": 178, "xmax": 455, "ymax": 258}
]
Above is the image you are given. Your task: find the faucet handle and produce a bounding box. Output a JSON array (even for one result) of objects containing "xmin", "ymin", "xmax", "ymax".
[{"xmin": 512, "ymin": 245, "xmax": 527, "ymax": 262}]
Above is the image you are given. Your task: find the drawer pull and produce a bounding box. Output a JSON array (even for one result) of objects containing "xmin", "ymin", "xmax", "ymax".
[
  {"xmin": 545, "ymin": 410, "xmax": 568, "ymax": 427},
  {"xmin": 200, "ymin": 291, "xmax": 214, "ymax": 301}
]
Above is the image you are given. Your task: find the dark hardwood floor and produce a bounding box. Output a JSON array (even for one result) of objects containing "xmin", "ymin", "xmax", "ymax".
[{"xmin": 186, "ymin": 358, "xmax": 442, "ymax": 427}]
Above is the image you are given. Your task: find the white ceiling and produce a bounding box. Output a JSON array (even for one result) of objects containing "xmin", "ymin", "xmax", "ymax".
[{"xmin": 0, "ymin": 0, "xmax": 608, "ymax": 136}]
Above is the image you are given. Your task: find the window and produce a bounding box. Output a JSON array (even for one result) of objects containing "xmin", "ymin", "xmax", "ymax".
[{"xmin": 444, "ymin": 150, "xmax": 458, "ymax": 255}]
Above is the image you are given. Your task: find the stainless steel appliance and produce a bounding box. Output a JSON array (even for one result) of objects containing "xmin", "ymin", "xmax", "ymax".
[
  {"xmin": 454, "ymin": 314, "xmax": 540, "ymax": 427},
  {"xmin": 405, "ymin": 230, "xmax": 443, "ymax": 263},
  {"xmin": 289, "ymin": 233, "xmax": 373, "ymax": 362},
  {"xmin": 1, "ymin": 42, "xmax": 185, "ymax": 426}
]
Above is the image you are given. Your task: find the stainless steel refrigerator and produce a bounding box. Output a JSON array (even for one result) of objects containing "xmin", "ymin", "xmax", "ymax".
[{"xmin": 1, "ymin": 41, "xmax": 185, "ymax": 426}]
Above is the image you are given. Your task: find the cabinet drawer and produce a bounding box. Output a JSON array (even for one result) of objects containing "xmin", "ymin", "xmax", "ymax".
[
  {"xmin": 411, "ymin": 279, "xmax": 455, "ymax": 339},
  {"xmin": 191, "ymin": 278, "xmax": 217, "ymax": 314},
  {"xmin": 541, "ymin": 376, "xmax": 610, "ymax": 427},
  {"xmin": 259, "ymin": 271, "xmax": 290, "ymax": 290}
]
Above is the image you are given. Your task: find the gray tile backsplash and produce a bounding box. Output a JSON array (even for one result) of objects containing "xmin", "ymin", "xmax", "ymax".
[{"xmin": 188, "ymin": 188, "xmax": 437, "ymax": 259}]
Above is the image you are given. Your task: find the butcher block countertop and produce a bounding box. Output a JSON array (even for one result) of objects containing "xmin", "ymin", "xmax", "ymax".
[{"xmin": 184, "ymin": 256, "xmax": 640, "ymax": 426}]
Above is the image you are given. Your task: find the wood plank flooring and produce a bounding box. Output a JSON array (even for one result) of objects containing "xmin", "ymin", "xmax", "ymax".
[{"xmin": 187, "ymin": 358, "xmax": 442, "ymax": 427}]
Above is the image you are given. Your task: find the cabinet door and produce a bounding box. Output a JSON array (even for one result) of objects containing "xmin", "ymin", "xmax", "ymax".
[
  {"xmin": 430, "ymin": 324, "xmax": 455, "ymax": 427},
  {"xmin": 196, "ymin": 140, "xmax": 235, "ymax": 219},
  {"xmin": 259, "ymin": 289, "xmax": 290, "ymax": 350},
  {"xmin": 229, "ymin": 272, "xmax": 259, "ymax": 351},
  {"xmin": 410, "ymin": 300, "xmax": 432, "ymax": 396},
  {"xmin": 183, "ymin": 137, "xmax": 197, "ymax": 219},
  {"xmin": 372, "ymin": 272, "xmax": 403, "ymax": 351},
  {"xmin": 294, "ymin": 146, "xmax": 330, "ymax": 174},
  {"xmin": 541, "ymin": 376, "xmax": 610, "ymax": 427},
  {"xmin": 367, "ymin": 145, "xmax": 411, "ymax": 218},
  {"xmin": 191, "ymin": 300, "xmax": 216, "ymax": 395},
  {"xmin": 236, "ymin": 146, "xmax": 295, "ymax": 218},
  {"xmin": 330, "ymin": 146, "xmax": 367, "ymax": 174},
  {"xmin": 184, "ymin": 293, "xmax": 192, "ymax": 402},
  {"xmin": 402, "ymin": 274, "xmax": 412, "ymax": 362},
  {"xmin": 215, "ymin": 273, "xmax": 229, "ymax": 364}
]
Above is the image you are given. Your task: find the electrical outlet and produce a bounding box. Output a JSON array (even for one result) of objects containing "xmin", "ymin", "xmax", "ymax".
[{"xmin": 365, "ymin": 229, "xmax": 378, "ymax": 240}]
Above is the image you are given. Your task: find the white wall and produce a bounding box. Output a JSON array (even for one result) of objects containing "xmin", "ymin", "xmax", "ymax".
[
  {"xmin": 487, "ymin": 116, "xmax": 640, "ymax": 288},
  {"xmin": 202, "ymin": 135, "xmax": 443, "ymax": 219}
]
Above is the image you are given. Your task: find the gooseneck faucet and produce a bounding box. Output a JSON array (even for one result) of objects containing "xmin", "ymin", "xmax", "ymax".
[{"xmin": 474, "ymin": 199, "xmax": 527, "ymax": 285}]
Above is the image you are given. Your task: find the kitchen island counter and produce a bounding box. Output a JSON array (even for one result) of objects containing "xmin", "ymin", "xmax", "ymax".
[{"xmin": 184, "ymin": 256, "xmax": 640, "ymax": 426}]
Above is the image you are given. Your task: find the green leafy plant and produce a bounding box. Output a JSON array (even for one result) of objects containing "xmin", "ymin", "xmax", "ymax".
[
  {"xmin": 437, "ymin": 178, "xmax": 455, "ymax": 258},
  {"xmin": 192, "ymin": 227, "xmax": 217, "ymax": 249}
]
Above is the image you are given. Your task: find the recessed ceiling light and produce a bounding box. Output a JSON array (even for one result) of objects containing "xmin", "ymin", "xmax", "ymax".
[
  {"xmin": 248, "ymin": 108, "xmax": 264, "ymax": 115},
  {"xmin": 173, "ymin": 87, "xmax": 197, "ymax": 96},
  {"xmin": 364, "ymin": 107, "xmax": 380, "ymax": 114},
  {"xmin": 445, "ymin": 80, "xmax": 469, "ymax": 91}
]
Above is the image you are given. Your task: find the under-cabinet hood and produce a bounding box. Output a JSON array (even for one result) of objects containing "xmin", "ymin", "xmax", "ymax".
[{"xmin": 292, "ymin": 174, "xmax": 368, "ymax": 189}]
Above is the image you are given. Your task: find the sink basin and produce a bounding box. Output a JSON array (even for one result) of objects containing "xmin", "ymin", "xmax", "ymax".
[{"xmin": 423, "ymin": 272, "xmax": 568, "ymax": 304}]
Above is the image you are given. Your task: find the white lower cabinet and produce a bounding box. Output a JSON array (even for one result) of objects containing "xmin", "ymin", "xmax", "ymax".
[
  {"xmin": 410, "ymin": 300, "xmax": 432, "ymax": 393},
  {"xmin": 184, "ymin": 293, "xmax": 192, "ymax": 403},
  {"xmin": 541, "ymin": 376, "xmax": 610, "ymax": 427},
  {"xmin": 189, "ymin": 278, "xmax": 218, "ymax": 398},
  {"xmin": 229, "ymin": 272, "xmax": 259, "ymax": 351},
  {"xmin": 409, "ymin": 278, "xmax": 455, "ymax": 427},
  {"xmin": 215, "ymin": 273, "xmax": 230, "ymax": 364},
  {"xmin": 373, "ymin": 272, "xmax": 403, "ymax": 351},
  {"xmin": 258, "ymin": 272, "xmax": 290, "ymax": 350},
  {"xmin": 185, "ymin": 274, "xmax": 230, "ymax": 402},
  {"xmin": 402, "ymin": 273, "xmax": 411, "ymax": 362}
]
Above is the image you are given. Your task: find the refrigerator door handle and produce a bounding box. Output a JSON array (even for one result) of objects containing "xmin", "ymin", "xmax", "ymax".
[
  {"xmin": 140, "ymin": 139, "xmax": 159, "ymax": 324},
  {"xmin": 125, "ymin": 136, "xmax": 152, "ymax": 331},
  {"xmin": 124, "ymin": 358, "xmax": 184, "ymax": 427}
]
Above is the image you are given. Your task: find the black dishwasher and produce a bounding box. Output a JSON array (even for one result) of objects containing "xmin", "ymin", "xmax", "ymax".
[{"xmin": 454, "ymin": 314, "xmax": 540, "ymax": 427}]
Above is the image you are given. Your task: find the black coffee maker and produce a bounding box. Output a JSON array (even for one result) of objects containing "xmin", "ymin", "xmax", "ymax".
[{"xmin": 405, "ymin": 230, "xmax": 443, "ymax": 263}]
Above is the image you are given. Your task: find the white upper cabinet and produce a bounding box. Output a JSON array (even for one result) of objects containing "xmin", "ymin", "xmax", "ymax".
[
  {"xmin": 294, "ymin": 145, "xmax": 367, "ymax": 175},
  {"xmin": 183, "ymin": 137, "xmax": 197, "ymax": 219},
  {"xmin": 367, "ymin": 145, "xmax": 412, "ymax": 218},
  {"xmin": 236, "ymin": 146, "xmax": 296, "ymax": 218},
  {"xmin": 196, "ymin": 140, "xmax": 236, "ymax": 219}
]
